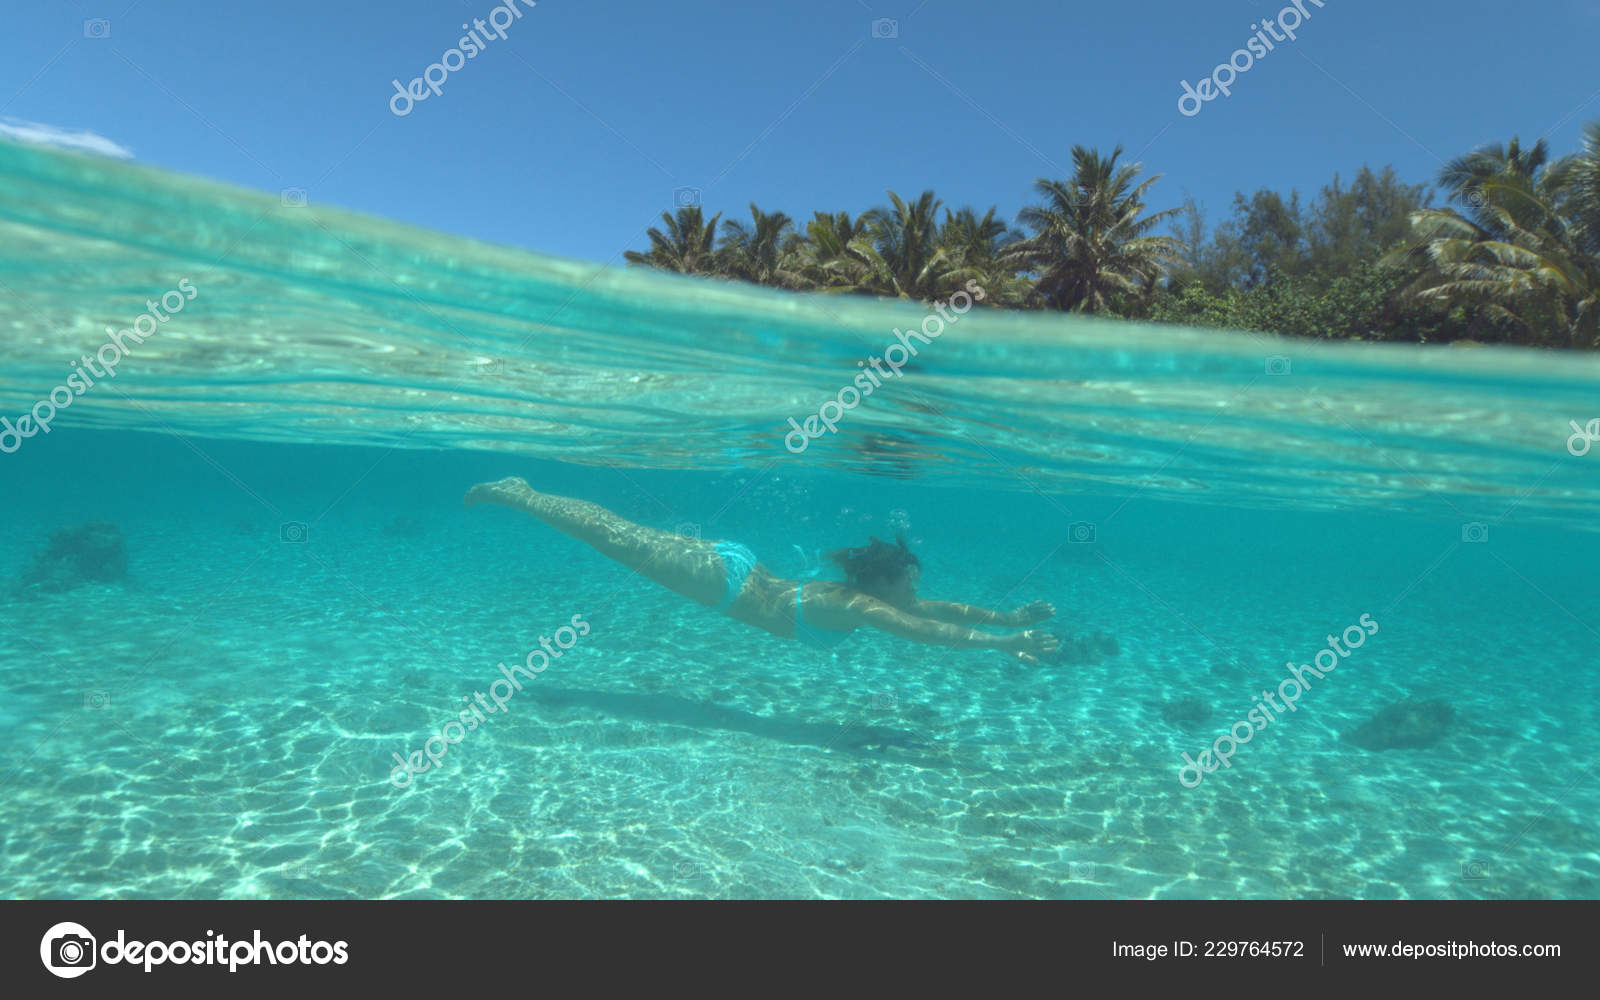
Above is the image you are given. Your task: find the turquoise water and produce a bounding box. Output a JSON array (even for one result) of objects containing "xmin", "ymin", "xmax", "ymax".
[{"xmin": 2, "ymin": 139, "xmax": 1598, "ymax": 899}]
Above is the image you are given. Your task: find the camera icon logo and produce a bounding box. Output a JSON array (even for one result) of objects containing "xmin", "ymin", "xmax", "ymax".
[
  {"xmin": 1068, "ymin": 521, "xmax": 1096, "ymax": 544},
  {"xmin": 84, "ymin": 691, "xmax": 111, "ymax": 710},
  {"xmin": 280, "ymin": 187, "xmax": 308, "ymax": 208},
  {"xmin": 674, "ymin": 522, "xmax": 702, "ymax": 540},
  {"xmin": 83, "ymin": 18, "xmax": 111, "ymax": 38},
  {"xmin": 673, "ymin": 186, "xmax": 701, "ymax": 208},
  {"xmin": 40, "ymin": 922, "xmax": 97, "ymax": 978},
  {"xmin": 1069, "ymin": 861, "xmax": 1096, "ymax": 880},
  {"xmin": 1461, "ymin": 859, "xmax": 1490, "ymax": 880},
  {"xmin": 871, "ymin": 18, "xmax": 899, "ymax": 38},
  {"xmin": 870, "ymin": 690, "xmax": 897, "ymax": 712},
  {"xmin": 1461, "ymin": 522, "xmax": 1488, "ymax": 543},
  {"xmin": 280, "ymin": 521, "xmax": 310, "ymax": 543},
  {"xmin": 473, "ymin": 357, "xmax": 505, "ymax": 376},
  {"xmin": 1265, "ymin": 355, "xmax": 1292, "ymax": 376}
]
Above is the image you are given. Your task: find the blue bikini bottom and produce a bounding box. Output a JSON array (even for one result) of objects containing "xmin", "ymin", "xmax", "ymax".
[{"xmin": 713, "ymin": 541, "xmax": 850, "ymax": 649}]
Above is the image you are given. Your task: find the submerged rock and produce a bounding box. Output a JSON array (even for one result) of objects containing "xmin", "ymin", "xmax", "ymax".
[
  {"xmin": 18, "ymin": 521, "xmax": 128, "ymax": 594},
  {"xmin": 1159, "ymin": 696, "xmax": 1213, "ymax": 731},
  {"xmin": 1042, "ymin": 630, "xmax": 1120, "ymax": 666},
  {"xmin": 1344, "ymin": 698, "xmax": 1455, "ymax": 751}
]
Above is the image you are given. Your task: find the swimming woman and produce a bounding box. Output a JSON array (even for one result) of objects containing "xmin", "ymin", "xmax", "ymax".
[{"xmin": 464, "ymin": 477, "xmax": 1061, "ymax": 663}]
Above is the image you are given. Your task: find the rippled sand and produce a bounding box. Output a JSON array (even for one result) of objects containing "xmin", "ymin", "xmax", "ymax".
[{"xmin": 2, "ymin": 464, "xmax": 1594, "ymax": 900}]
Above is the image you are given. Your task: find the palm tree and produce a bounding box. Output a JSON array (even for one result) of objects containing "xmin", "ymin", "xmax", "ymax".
[
  {"xmin": 1388, "ymin": 128, "xmax": 1599, "ymax": 346},
  {"xmin": 853, "ymin": 190, "xmax": 956, "ymax": 301},
  {"xmin": 937, "ymin": 206, "xmax": 1014, "ymax": 267},
  {"xmin": 791, "ymin": 211, "xmax": 873, "ymax": 291},
  {"xmin": 1001, "ymin": 145, "xmax": 1180, "ymax": 314},
  {"xmin": 720, "ymin": 204, "xmax": 806, "ymax": 288},
  {"xmin": 717, "ymin": 204, "xmax": 801, "ymax": 288},
  {"xmin": 624, "ymin": 205, "xmax": 722, "ymax": 275},
  {"xmin": 936, "ymin": 206, "xmax": 1030, "ymax": 306},
  {"xmin": 1439, "ymin": 136, "xmax": 1550, "ymax": 219},
  {"xmin": 1550, "ymin": 121, "xmax": 1600, "ymax": 258}
]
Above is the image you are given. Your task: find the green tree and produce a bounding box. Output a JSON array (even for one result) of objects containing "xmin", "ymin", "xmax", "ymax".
[
  {"xmin": 1549, "ymin": 121, "xmax": 1600, "ymax": 258},
  {"xmin": 790, "ymin": 211, "xmax": 874, "ymax": 292},
  {"xmin": 1002, "ymin": 145, "xmax": 1180, "ymax": 315},
  {"xmin": 852, "ymin": 190, "xmax": 957, "ymax": 301},
  {"xmin": 717, "ymin": 204, "xmax": 801, "ymax": 288},
  {"xmin": 1306, "ymin": 165, "xmax": 1431, "ymax": 275},
  {"xmin": 1164, "ymin": 195, "xmax": 1212, "ymax": 288},
  {"xmin": 1214, "ymin": 189, "xmax": 1307, "ymax": 288},
  {"xmin": 623, "ymin": 205, "xmax": 723, "ymax": 275},
  {"xmin": 1388, "ymin": 130, "xmax": 1599, "ymax": 346},
  {"xmin": 935, "ymin": 206, "xmax": 1029, "ymax": 306}
]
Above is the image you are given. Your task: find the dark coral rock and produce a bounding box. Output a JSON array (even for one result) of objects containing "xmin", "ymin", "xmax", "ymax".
[
  {"xmin": 1160, "ymin": 696, "xmax": 1213, "ymax": 731},
  {"xmin": 1344, "ymin": 698, "xmax": 1455, "ymax": 751},
  {"xmin": 1043, "ymin": 630, "xmax": 1121, "ymax": 666},
  {"xmin": 19, "ymin": 521, "xmax": 128, "ymax": 593}
]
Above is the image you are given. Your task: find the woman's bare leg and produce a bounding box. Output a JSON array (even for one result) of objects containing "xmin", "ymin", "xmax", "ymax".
[{"xmin": 465, "ymin": 477, "xmax": 728, "ymax": 605}]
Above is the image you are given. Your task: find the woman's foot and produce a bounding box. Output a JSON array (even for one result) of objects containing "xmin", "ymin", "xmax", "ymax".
[{"xmin": 464, "ymin": 476, "xmax": 531, "ymax": 507}]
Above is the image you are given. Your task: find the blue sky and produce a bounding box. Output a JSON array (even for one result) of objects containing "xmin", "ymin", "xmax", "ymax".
[{"xmin": 3, "ymin": 0, "xmax": 1597, "ymax": 263}]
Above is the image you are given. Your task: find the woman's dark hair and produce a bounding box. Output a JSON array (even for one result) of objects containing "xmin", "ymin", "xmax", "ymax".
[{"xmin": 827, "ymin": 534, "xmax": 920, "ymax": 590}]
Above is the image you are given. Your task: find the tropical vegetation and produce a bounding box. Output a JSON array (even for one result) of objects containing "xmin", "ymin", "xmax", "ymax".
[{"xmin": 623, "ymin": 120, "xmax": 1600, "ymax": 348}]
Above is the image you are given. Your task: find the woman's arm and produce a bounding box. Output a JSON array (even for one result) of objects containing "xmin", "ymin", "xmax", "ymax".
[
  {"xmin": 850, "ymin": 600, "xmax": 1060, "ymax": 662},
  {"xmin": 913, "ymin": 599, "xmax": 1056, "ymax": 628}
]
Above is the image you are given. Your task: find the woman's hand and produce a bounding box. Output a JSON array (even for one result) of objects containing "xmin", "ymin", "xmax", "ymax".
[
  {"xmin": 1007, "ymin": 629, "xmax": 1060, "ymax": 665},
  {"xmin": 1008, "ymin": 600, "xmax": 1056, "ymax": 626}
]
